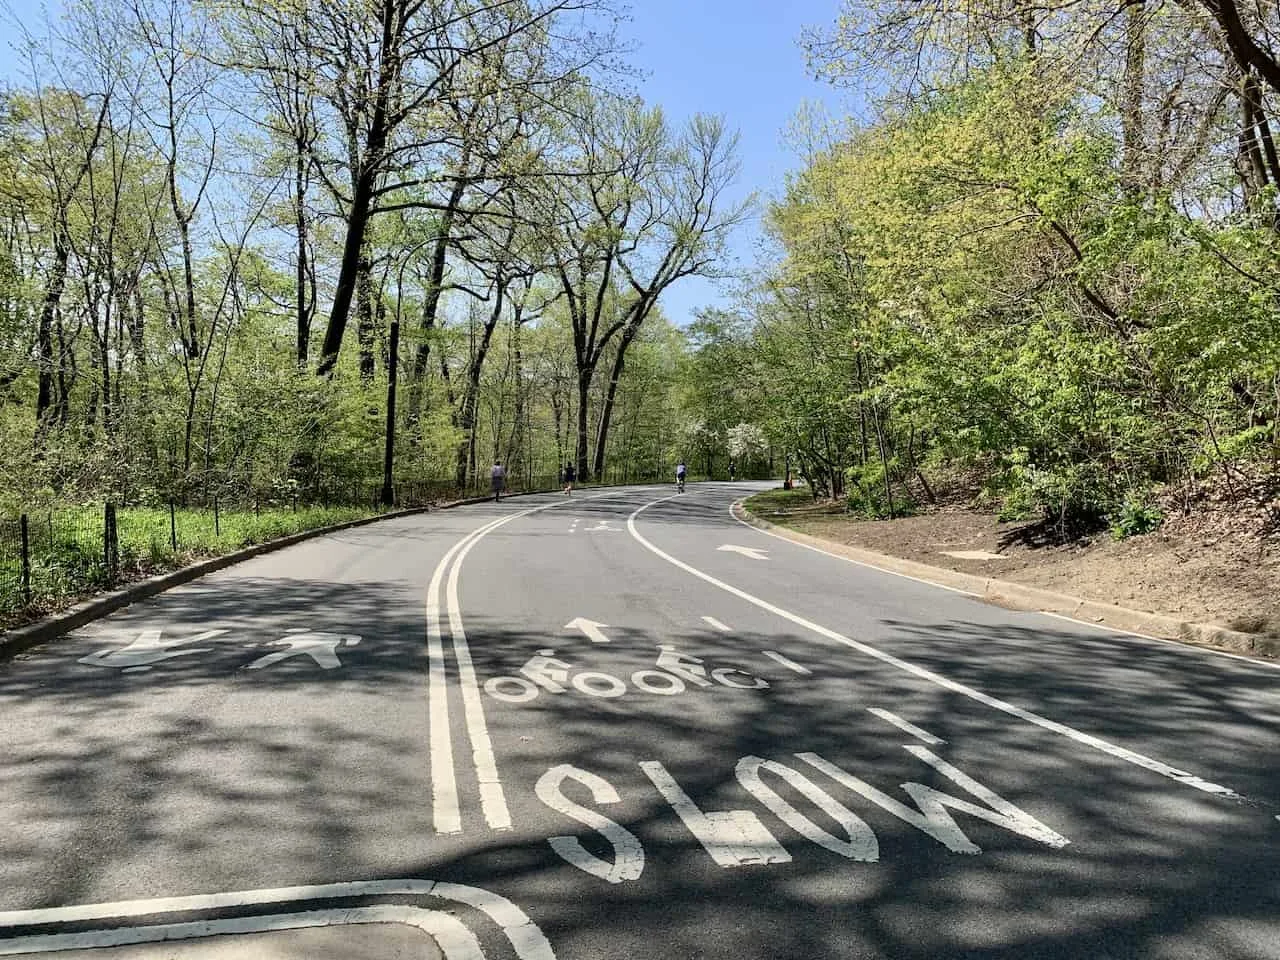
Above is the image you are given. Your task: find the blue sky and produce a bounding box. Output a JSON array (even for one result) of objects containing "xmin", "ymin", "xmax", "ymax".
[
  {"xmin": 626, "ymin": 0, "xmax": 848, "ymax": 323},
  {"xmin": 0, "ymin": 0, "xmax": 851, "ymax": 324}
]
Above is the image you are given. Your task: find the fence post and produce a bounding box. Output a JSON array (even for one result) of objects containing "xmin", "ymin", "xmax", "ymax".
[
  {"xmin": 104, "ymin": 503, "xmax": 119, "ymax": 584},
  {"xmin": 19, "ymin": 514, "xmax": 31, "ymax": 605},
  {"xmin": 169, "ymin": 500, "xmax": 177, "ymax": 551}
]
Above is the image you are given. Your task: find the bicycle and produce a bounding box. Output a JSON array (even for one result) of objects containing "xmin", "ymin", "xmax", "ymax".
[{"xmin": 676, "ymin": 474, "xmax": 686, "ymax": 493}]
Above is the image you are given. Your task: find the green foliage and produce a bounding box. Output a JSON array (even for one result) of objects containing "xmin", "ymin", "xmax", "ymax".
[
  {"xmin": 1109, "ymin": 495, "xmax": 1165, "ymax": 541},
  {"xmin": 747, "ymin": 57, "xmax": 1280, "ymax": 529}
]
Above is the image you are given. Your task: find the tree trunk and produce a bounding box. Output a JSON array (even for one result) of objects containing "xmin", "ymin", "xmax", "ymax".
[
  {"xmin": 453, "ymin": 280, "xmax": 505, "ymax": 488},
  {"xmin": 592, "ymin": 325, "xmax": 639, "ymax": 481},
  {"xmin": 35, "ymin": 234, "xmax": 71, "ymax": 431},
  {"xmin": 357, "ymin": 251, "xmax": 376, "ymax": 382},
  {"xmin": 317, "ymin": 164, "xmax": 379, "ymax": 375},
  {"xmin": 1121, "ymin": 1, "xmax": 1146, "ymax": 191},
  {"xmin": 576, "ymin": 366, "xmax": 593, "ymax": 481},
  {"xmin": 295, "ymin": 148, "xmax": 312, "ymax": 367}
]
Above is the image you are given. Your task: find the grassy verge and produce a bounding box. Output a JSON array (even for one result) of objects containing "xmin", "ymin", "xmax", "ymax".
[{"xmin": 1, "ymin": 504, "xmax": 383, "ymax": 630}]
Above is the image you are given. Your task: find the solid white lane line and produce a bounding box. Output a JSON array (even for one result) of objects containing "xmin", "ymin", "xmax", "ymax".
[
  {"xmin": 702, "ymin": 616, "xmax": 732, "ymax": 632},
  {"xmin": 629, "ymin": 497, "xmax": 1245, "ymax": 801},
  {"xmin": 762, "ymin": 650, "xmax": 811, "ymax": 675},
  {"xmin": 0, "ymin": 879, "xmax": 555, "ymax": 960},
  {"xmin": 427, "ymin": 528, "xmax": 489, "ymax": 834},
  {"xmin": 448, "ymin": 524, "xmax": 514, "ymax": 831},
  {"xmin": 867, "ymin": 707, "xmax": 946, "ymax": 745}
]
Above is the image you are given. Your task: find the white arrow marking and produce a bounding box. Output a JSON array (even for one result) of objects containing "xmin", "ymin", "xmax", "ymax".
[
  {"xmin": 564, "ymin": 618, "xmax": 611, "ymax": 644},
  {"xmin": 702, "ymin": 616, "xmax": 732, "ymax": 632},
  {"xmin": 717, "ymin": 544, "xmax": 768, "ymax": 561},
  {"xmin": 78, "ymin": 629, "xmax": 228, "ymax": 670}
]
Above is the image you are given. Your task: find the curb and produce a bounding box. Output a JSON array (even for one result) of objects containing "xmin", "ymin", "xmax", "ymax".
[
  {"xmin": 734, "ymin": 503, "xmax": 1280, "ymax": 662},
  {"xmin": 0, "ymin": 485, "xmax": 565, "ymax": 661}
]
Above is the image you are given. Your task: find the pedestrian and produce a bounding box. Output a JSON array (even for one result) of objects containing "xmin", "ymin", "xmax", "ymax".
[
  {"xmin": 563, "ymin": 462, "xmax": 576, "ymax": 495},
  {"xmin": 491, "ymin": 460, "xmax": 506, "ymax": 502},
  {"xmin": 728, "ymin": 461, "xmax": 736, "ymax": 482}
]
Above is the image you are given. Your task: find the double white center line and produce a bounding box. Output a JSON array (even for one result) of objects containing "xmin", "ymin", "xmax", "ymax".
[{"xmin": 425, "ymin": 491, "xmax": 641, "ymax": 835}]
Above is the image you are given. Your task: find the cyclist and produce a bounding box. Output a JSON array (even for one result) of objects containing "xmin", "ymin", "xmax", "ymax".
[
  {"xmin": 675, "ymin": 459, "xmax": 687, "ymax": 493},
  {"xmin": 562, "ymin": 462, "xmax": 576, "ymax": 495}
]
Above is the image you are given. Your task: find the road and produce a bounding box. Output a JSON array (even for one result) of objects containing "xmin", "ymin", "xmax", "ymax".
[{"xmin": 0, "ymin": 483, "xmax": 1277, "ymax": 959}]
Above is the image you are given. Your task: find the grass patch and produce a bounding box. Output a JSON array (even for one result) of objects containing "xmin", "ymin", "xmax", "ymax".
[{"xmin": 1, "ymin": 504, "xmax": 382, "ymax": 629}]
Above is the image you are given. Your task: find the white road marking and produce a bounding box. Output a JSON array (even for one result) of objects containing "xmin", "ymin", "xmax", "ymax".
[
  {"xmin": 426, "ymin": 520, "xmax": 499, "ymax": 834},
  {"xmin": 867, "ymin": 707, "xmax": 946, "ymax": 745},
  {"xmin": 537, "ymin": 765, "xmax": 645, "ymax": 884},
  {"xmin": 0, "ymin": 906, "xmax": 483, "ymax": 957},
  {"xmin": 0, "ymin": 879, "xmax": 555, "ymax": 959},
  {"xmin": 718, "ymin": 544, "xmax": 768, "ymax": 560},
  {"xmin": 800, "ymin": 750, "xmax": 1070, "ymax": 852},
  {"xmin": 702, "ymin": 616, "xmax": 732, "ymax": 632},
  {"xmin": 630, "ymin": 497, "xmax": 1246, "ymax": 801},
  {"xmin": 448, "ymin": 523, "xmax": 515, "ymax": 831},
  {"xmin": 425, "ymin": 490, "xmax": 641, "ymax": 833},
  {"xmin": 78, "ymin": 628, "xmax": 228, "ymax": 670},
  {"xmin": 565, "ymin": 617, "xmax": 612, "ymax": 644},
  {"xmin": 736, "ymin": 756, "xmax": 879, "ymax": 861},
  {"xmin": 639, "ymin": 760, "xmax": 791, "ymax": 867},
  {"xmin": 762, "ymin": 650, "xmax": 811, "ymax": 675},
  {"xmin": 245, "ymin": 632, "xmax": 360, "ymax": 671}
]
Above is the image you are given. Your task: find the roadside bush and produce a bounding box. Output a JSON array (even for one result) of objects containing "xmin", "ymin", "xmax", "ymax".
[{"xmin": 1109, "ymin": 495, "xmax": 1164, "ymax": 540}]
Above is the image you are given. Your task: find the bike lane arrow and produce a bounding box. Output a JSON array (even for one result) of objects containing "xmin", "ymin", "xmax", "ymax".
[{"xmin": 564, "ymin": 617, "xmax": 612, "ymax": 643}]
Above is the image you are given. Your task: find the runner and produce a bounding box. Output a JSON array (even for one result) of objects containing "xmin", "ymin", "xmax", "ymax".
[{"xmin": 490, "ymin": 460, "xmax": 506, "ymax": 502}]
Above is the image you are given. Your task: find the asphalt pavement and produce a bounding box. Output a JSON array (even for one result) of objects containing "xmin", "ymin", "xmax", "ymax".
[{"xmin": 0, "ymin": 483, "xmax": 1277, "ymax": 959}]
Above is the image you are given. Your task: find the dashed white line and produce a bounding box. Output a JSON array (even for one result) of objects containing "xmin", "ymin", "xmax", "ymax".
[
  {"xmin": 867, "ymin": 707, "xmax": 946, "ymax": 745},
  {"xmin": 629, "ymin": 496, "xmax": 1246, "ymax": 801},
  {"xmin": 762, "ymin": 650, "xmax": 811, "ymax": 675},
  {"xmin": 702, "ymin": 616, "xmax": 732, "ymax": 632}
]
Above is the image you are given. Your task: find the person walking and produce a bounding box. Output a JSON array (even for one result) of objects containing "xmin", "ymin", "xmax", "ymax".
[
  {"xmin": 728, "ymin": 461, "xmax": 736, "ymax": 482},
  {"xmin": 562, "ymin": 462, "xmax": 576, "ymax": 495},
  {"xmin": 490, "ymin": 460, "xmax": 506, "ymax": 502}
]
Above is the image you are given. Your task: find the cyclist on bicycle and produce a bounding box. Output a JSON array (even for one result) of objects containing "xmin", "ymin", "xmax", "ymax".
[{"xmin": 675, "ymin": 460, "xmax": 687, "ymax": 493}]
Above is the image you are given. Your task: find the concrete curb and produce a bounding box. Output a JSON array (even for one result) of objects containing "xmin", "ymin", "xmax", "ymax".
[
  {"xmin": 0, "ymin": 485, "xmax": 567, "ymax": 661},
  {"xmin": 734, "ymin": 503, "xmax": 1280, "ymax": 662}
]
